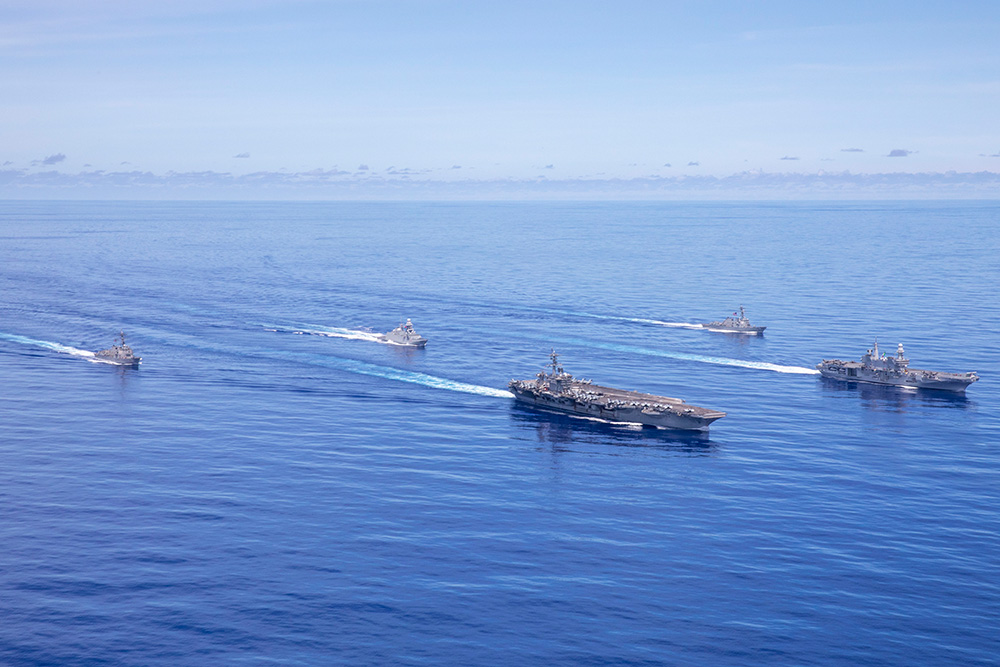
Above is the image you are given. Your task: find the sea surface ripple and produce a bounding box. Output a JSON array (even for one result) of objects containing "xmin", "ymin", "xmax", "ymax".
[{"xmin": 1, "ymin": 201, "xmax": 998, "ymax": 666}]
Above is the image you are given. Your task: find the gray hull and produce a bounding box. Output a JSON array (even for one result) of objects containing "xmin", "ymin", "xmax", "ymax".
[
  {"xmin": 93, "ymin": 350, "xmax": 141, "ymax": 366},
  {"xmin": 701, "ymin": 323, "xmax": 766, "ymax": 335},
  {"xmin": 94, "ymin": 355, "xmax": 141, "ymax": 367},
  {"xmin": 817, "ymin": 365, "xmax": 977, "ymax": 392},
  {"xmin": 379, "ymin": 332, "xmax": 427, "ymax": 347},
  {"xmin": 508, "ymin": 382, "xmax": 725, "ymax": 431}
]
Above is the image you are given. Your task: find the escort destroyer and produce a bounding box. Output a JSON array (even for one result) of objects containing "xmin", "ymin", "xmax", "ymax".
[
  {"xmin": 508, "ymin": 350, "xmax": 726, "ymax": 431},
  {"xmin": 701, "ymin": 306, "xmax": 766, "ymax": 334},
  {"xmin": 93, "ymin": 331, "xmax": 141, "ymax": 366},
  {"xmin": 378, "ymin": 318, "xmax": 428, "ymax": 347},
  {"xmin": 817, "ymin": 340, "xmax": 978, "ymax": 392}
]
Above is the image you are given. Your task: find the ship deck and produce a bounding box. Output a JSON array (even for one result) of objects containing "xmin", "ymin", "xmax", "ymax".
[
  {"xmin": 821, "ymin": 360, "xmax": 971, "ymax": 379},
  {"xmin": 571, "ymin": 382, "xmax": 724, "ymax": 416}
]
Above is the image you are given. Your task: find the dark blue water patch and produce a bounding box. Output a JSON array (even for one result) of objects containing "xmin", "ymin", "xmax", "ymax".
[{"xmin": 1, "ymin": 200, "xmax": 998, "ymax": 666}]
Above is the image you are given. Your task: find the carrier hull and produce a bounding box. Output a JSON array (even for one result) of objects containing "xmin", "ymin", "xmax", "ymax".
[
  {"xmin": 509, "ymin": 351, "xmax": 725, "ymax": 432},
  {"xmin": 509, "ymin": 386, "xmax": 724, "ymax": 431}
]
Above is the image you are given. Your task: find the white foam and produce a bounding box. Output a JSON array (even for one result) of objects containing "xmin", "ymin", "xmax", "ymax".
[
  {"xmin": 649, "ymin": 321, "xmax": 705, "ymax": 330},
  {"xmin": 288, "ymin": 351, "xmax": 513, "ymax": 398},
  {"xmin": 0, "ymin": 332, "xmax": 99, "ymax": 361},
  {"xmin": 262, "ymin": 323, "xmax": 389, "ymax": 344},
  {"xmin": 374, "ymin": 369, "xmax": 514, "ymax": 398},
  {"xmin": 547, "ymin": 336, "xmax": 820, "ymax": 375},
  {"xmin": 505, "ymin": 304, "xmax": 707, "ymax": 330},
  {"xmin": 257, "ymin": 326, "xmax": 511, "ymax": 397}
]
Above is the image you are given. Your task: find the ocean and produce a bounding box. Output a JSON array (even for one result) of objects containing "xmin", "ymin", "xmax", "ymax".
[{"xmin": 1, "ymin": 200, "xmax": 998, "ymax": 665}]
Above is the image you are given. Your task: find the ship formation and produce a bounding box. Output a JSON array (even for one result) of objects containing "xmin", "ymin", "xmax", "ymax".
[
  {"xmin": 67, "ymin": 306, "xmax": 980, "ymax": 432},
  {"xmin": 508, "ymin": 350, "xmax": 726, "ymax": 431},
  {"xmin": 93, "ymin": 331, "xmax": 141, "ymax": 367},
  {"xmin": 817, "ymin": 340, "xmax": 979, "ymax": 392}
]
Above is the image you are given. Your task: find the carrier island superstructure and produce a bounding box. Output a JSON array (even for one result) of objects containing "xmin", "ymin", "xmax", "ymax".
[{"xmin": 509, "ymin": 351, "xmax": 726, "ymax": 431}]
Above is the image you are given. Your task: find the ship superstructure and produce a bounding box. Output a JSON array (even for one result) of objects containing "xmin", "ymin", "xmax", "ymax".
[
  {"xmin": 508, "ymin": 351, "xmax": 726, "ymax": 431},
  {"xmin": 93, "ymin": 330, "xmax": 141, "ymax": 366},
  {"xmin": 701, "ymin": 306, "xmax": 766, "ymax": 334},
  {"xmin": 379, "ymin": 318, "xmax": 427, "ymax": 347},
  {"xmin": 817, "ymin": 340, "xmax": 978, "ymax": 392}
]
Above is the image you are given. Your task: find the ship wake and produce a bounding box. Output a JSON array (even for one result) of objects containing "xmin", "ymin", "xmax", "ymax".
[
  {"xmin": 0, "ymin": 332, "xmax": 104, "ymax": 363},
  {"xmin": 511, "ymin": 304, "xmax": 704, "ymax": 329},
  {"xmin": 305, "ymin": 355, "xmax": 514, "ymax": 398},
  {"xmin": 255, "ymin": 326, "xmax": 509, "ymax": 397},
  {"xmin": 645, "ymin": 320, "xmax": 704, "ymax": 330},
  {"xmin": 261, "ymin": 323, "xmax": 390, "ymax": 344},
  {"xmin": 540, "ymin": 335, "xmax": 820, "ymax": 375}
]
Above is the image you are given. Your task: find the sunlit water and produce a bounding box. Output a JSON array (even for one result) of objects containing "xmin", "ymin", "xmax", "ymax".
[{"xmin": 1, "ymin": 201, "xmax": 998, "ymax": 666}]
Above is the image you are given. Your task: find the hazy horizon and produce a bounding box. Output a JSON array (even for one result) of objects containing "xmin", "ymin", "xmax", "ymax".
[{"xmin": 4, "ymin": 1, "xmax": 999, "ymax": 199}]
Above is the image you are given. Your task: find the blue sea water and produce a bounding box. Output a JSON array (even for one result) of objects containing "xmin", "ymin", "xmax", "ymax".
[{"xmin": 1, "ymin": 200, "xmax": 998, "ymax": 666}]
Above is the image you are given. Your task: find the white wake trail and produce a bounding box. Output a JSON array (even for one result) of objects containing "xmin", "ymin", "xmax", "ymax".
[
  {"xmin": 645, "ymin": 320, "xmax": 704, "ymax": 330},
  {"xmin": 284, "ymin": 350, "xmax": 513, "ymax": 398},
  {"xmin": 340, "ymin": 361, "xmax": 515, "ymax": 398},
  {"xmin": 261, "ymin": 323, "xmax": 387, "ymax": 344},
  {"xmin": 498, "ymin": 303, "xmax": 711, "ymax": 330},
  {"xmin": 542, "ymin": 335, "xmax": 820, "ymax": 375},
  {"xmin": 258, "ymin": 326, "xmax": 512, "ymax": 397},
  {"xmin": 0, "ymin": 332, "xmax": 99, "ymax": 361}
]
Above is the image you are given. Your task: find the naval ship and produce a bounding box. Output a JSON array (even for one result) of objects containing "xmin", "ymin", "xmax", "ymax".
[
  {"xmin": 509, "ymin": 351, "xmax": 726, "ymax": 431},
  {"xmin": 93, "ymin": 331, "xmax": 141, "ymax": 366},
  {"xmin": 817, "ymin": 340, "xmax": 978, "ymax": 392},
  {"xmin": 701, "ymin": 306, "xmax": 766, "ymax": 334},
  {"xmin": 378, "ymin": 319, "xmax": 427, "ymax": 347}
]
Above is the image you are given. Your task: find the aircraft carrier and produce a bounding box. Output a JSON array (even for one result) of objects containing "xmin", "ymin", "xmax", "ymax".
[{"xmin": 509, "ymin": 351, "xmax": 726, "ymax": 431}]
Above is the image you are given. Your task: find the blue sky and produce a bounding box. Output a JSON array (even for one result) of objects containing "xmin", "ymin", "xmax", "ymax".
[{"xmin": 3, "ymin": 1, "xmax": 1000, "ymax": 196}]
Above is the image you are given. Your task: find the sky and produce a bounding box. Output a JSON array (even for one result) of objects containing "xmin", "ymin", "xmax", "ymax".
[{"xmin": 3, "ymin": 1, "xmax": 1000, "ymax": 197}]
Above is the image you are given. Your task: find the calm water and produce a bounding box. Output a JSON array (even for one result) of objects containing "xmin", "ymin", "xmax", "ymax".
[{"xmin": 1, "ymin": 201, "xmax": 998, "ymax": 666}]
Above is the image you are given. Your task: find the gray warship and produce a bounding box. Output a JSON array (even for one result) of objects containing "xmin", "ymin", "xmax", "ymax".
[
  {"xmin": 817, "ymin": 340, "xmax": 978, "ymax": 392},
  {"xmin": 508, "ymin": 351, "xmax": 726, "ymax": 431},
  {"xmin": 701, "ymin": 306, "xmax": 766, "ymax": 334},
  {"xmin": 93, "ymin": 331, "xmax": 141, "ymax": 366},
  {"xmin": 378, "ymin": 318, "xmax": 427, "ymax": 347}
]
